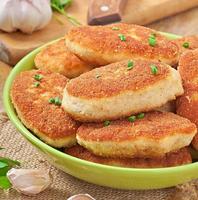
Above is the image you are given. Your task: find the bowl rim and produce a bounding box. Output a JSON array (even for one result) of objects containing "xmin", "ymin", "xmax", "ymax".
[{"xmin": 3, "ymin": 32, "xmax": 198, "ymax": 176}]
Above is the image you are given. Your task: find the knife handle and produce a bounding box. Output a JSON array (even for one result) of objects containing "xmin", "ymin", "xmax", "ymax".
[{"xmin": 88, "ymin": 0, "xmax": 127, "ymax": 25}]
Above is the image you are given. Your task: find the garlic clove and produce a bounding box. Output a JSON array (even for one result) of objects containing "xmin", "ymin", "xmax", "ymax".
[
  {"xmin": 7, "ymin": 168, "xmax": 52, "ymax": 196},
  {"xmin": 0, "ymin": 0, "xmax": 17, "ymax": 32},
  {"xmin": 67, "ymin": 194, "xmax": 95, "ymax": 200}
]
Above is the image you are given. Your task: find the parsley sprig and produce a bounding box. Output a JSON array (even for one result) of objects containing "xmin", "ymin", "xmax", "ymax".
[
  {"xmin": 50, "ymin": 0, "xmax": 81, "ymax": 26},
  {"xmin": 0, "ymin": 148, "xmax": 20, "ymax": 189}
]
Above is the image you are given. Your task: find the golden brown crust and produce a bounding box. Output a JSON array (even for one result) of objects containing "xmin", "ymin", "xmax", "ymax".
[
  {"xmin": 77, "ymin": 111, "xmax": 196, "ymax": 142},
  {"xmin": 66, "ymin": 23, "xmax": 179, "ymax": 66},
  {"xmin": 65, "ymin": 145, "xmax": 192, "ymax": 168},
  {"xmin": 192, "ymin": 134, "xmax": 198, "ymax": 150},
  {"xmin": 10, "ymin": 70, "xmax": 79, "ymax": 140},
  {"xmin": 66, "ymin": 60, "xmax": 170, "ymax": 98},
  {"xmin": 34, "ymin": 39, "xmax": 92, "ymax": 78},
  {"xmin": 178, "ymin": 49, "xmax": 198, "ymax": 86},
  {"xmin": 176, "ymin": 49, "xmax": 198, "ymax": 150},
  {"xmin": 177, "ymin": 85, "xmax": 198, "ymax": 126},
  {"xmin": 175, "ymin": 35, "xmax": 198, "ymax": 55}
]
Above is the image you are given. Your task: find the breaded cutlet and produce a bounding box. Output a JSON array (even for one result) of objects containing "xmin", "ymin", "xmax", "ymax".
[
  {"xmin": 34, "ymin": 39, "xmax": 92, "ymax": 78},
  {"xmin": 76, "ymin": 111, "xmax": 196, "ymax": 158},
  {"xmin": 175, "ymin": 35, "xmax": 198, "ymax": 55},
  {"xmin": 176, "ymin": 49, "xmax": 198, "ymax": 150},
  {"xmin": 177, "ymin": 49, "xmax": 198, "ymax": 86},
  {"xmin": 10, "ymin": 70, "xmax": 79, "ymax": 148},
  {"xmin": 65, "ymin": 145, "xmax": 192, "ymax": 168},
  {"xmin": 65, "ymin": 23, "xmax": 179, "ymax": 66},
  {"xmin": 62, "ymin": 60, "xmax": 183, "ymax": 122}
]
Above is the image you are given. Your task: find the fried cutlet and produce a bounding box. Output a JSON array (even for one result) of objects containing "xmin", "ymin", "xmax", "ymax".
[
  {"xmin": 34, "ymin": 39, "xmax": 92, "ymax": 78},
  {"xmin": 65, "ymin": 145, "xmax": 192, "ymax": 168},
  {"xmin": 176, "ymin": 49, "xmax": 198, "ymax": 150},
  {"xmin": 62, "ymin": 60, "xmax": 183, "ymax": 122},
  {"xmin": 76, "ymin": 111, "xmax": 196, "ymax": 158},
  {"xmin": 177, "ymin": 49, "xmax": 198, "ymax": 86},
  {"xmin": 175, "ymin": 35, "xmax": 198, "ymax": 55},
  {"xmin": 10, "ymin": 70, "xmax": 79, "ymax": 148},
  {"xmin": 65, "ymin": 23, "xmax": 179, "ymax": 66}
]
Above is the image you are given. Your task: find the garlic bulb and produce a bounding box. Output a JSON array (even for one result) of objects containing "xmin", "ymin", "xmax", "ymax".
[
  {"xmin": 0, "ymin": 0, "xmax": 52, "ymax": 34},
  {"xmin": 7, "ymin": 168, "xmax": 52, "ymax": 196}
]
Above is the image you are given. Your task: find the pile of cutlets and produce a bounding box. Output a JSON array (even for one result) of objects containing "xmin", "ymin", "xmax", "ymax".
[{"xmin": 11, "ymin": 23, "xmax": 198, "ymax": 168}]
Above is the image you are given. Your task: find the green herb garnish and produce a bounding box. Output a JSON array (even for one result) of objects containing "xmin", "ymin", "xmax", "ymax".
[
  {"xmin": 128, "ymin": 115, "xmax": 136, "ymax": 122},
  {"xmin": 54, "ymin": 97, "xmax": 62, "ymax": 106},
  {"xmin": 34, "ymin": 74, "xmax": 43, "ymax": 81},
  {"xmin": 33, "ymin": 82, "xmax": 40, "ymax": 87},
  {"xmin": 148, "ymin": 33, "xmax": 156, "ymax": 47},
  {"xmin": 150, "ymin": 64, "xmax": 158, "ymax": 75},
  {"xmin": 118, "ymin": 34, "xmax": 126, "ymax": 41},
  {"xmin": 48, "ymin": 98, "xmax": 55, "ymax": 104},
  {"xmin": 50, "ymin": 0, "xmax": 81, "ymax": 26},
  {"xmin": 0, "ymin": 147, "xmax": 4, "ymax": 150},
  {"xmin": 112, "ymin": 27, "xmax": 120, "ymax": 30},
  {"xmin": 127, "ymin": 60, "xmax": 134, "ymax": 70},
  {"xmin": 104, "ymin": 120, "xmax": 111, "ymax": 126},
  {"xmin": 49, "ymin": 97, "xmax": 62, "ymax": 106},
  {"xmin": 137, "ymin": 113, "xmax": 145, "ymax": 119},
  {"xmin": 183, "ymin": 42, "xmax": 189, "ymax": 48}
]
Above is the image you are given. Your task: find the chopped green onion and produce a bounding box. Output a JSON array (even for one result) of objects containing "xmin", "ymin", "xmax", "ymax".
[
  {"xmin": 49, "ymin": 97, "xmax": 62, "ymax": 106},
  {"xmin": 104, "ymin": 120, "xmax": 111, "ymax": 126},
  {"xmin": 128, "ymin": 115, "xmax": 136, "ymax": 122},
  {"xmin": 127, "ymin": 60, "xmax": 134, "ymax": 70},
  {"xmin": 48, "ymin": 98, "xmax": 55, "ymax": 104},
  {"xmin": 54, "ymin": 97, "xmax": 62, "ymax": 106},
  {"xmin": 148, "ymin": 34, "xmax": 156, "ymax": 47},
  {"xmin": 33, "ymin": 82, "xmax": 40, "ymax": 87},
  {"xmin": 34, "ymin": 74, "xmax": 43, "ymax": 81},
  {"xmin": 118, "ymin": 34, "xmax": 126, "ymax": 41},
  {"xmin": 183, "ymin": 42, "xmax": 189, "ymax": 48},
  {"xmin": 137, "ymin": 113, "xmax": 145, "ymax": 119},
  {"xmin": 112, "ymin": 27, "xmax": 120, "ymax": 30},
  {"xmin": 150, "ymin": 64, "xmax": 158, "ymax": 75}
]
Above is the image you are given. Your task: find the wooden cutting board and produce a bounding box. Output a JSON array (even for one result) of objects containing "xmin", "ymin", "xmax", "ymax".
[
  {"xmin": 0, "ymin": 61, "xmax": 11, "ymax": 111},
  {"xmin": 0, "ymin": 0, "xmax": 198, "ymax": 65}
]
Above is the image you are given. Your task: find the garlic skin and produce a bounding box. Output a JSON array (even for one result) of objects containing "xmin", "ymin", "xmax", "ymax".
[
  {"xmin": 7, "ymin": 168, "xmax": 52, "ymax": 196},
  {"xmin": 67, "ymin": 194, "xmax": 96, "ymax": 200},
  {"xmin": 0, "ymin": 0, "xmax": 52, "ymax": 34}
]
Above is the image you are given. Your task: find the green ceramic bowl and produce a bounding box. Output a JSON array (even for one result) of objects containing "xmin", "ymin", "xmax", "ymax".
[{"xmin": 3, "ymin": 33, "xmax": 198, "ymax": 190}]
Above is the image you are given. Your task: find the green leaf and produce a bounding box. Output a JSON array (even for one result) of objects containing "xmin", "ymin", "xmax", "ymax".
[
  {"xmin": 0, "ymin": 147, "xmax": 4, "ymax": 150},
  {"xmin": 0, "ymin": 157, "xmax": 20, "ymax": 168},
  {"xmin": 50, "ymin": 0, "xmax": 81, "ymax": 26},
  {"xmin": 0, "ymin": 176, "xmax": 11, "ymax": 189},
  {"xmin": 60, "ymin": 0, "xmax": 72, "ymax": 8},
  {"xmin": 0, "ymin": 162, "xmax": 8, "ymax": 169},
  {"xmin": 0, "ymin": 158, "xmax": 20, "ymax": 177},
  {"xmin": 51, "ymin": 0, "xmax": 72, "ymax": 9}
]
